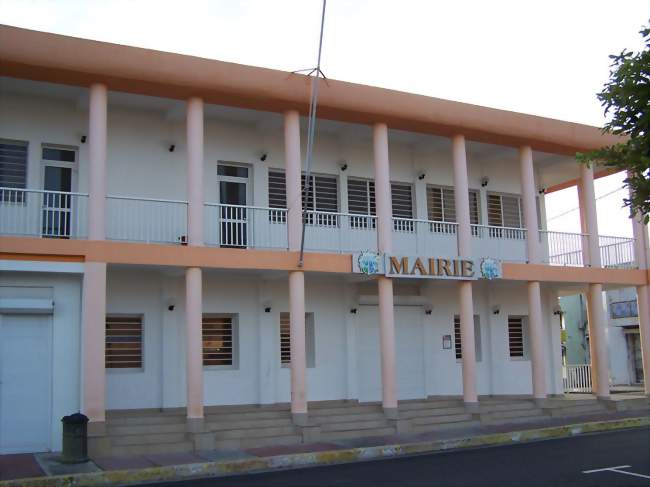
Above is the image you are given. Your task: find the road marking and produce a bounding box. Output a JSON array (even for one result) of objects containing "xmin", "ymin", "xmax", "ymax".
[{"xmin": 583, "ymin": 465, "xmax": 650, "ymax": 479}]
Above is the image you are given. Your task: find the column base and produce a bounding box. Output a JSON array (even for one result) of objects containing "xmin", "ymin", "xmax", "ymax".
[
  {"xmin": 596, "ymin": 396, "xmax": 616, "ymax": 410},
  {"xmin": 298, "ymin": 424, "xmax": 321, "ymax": 442},
  {"xmin": 292, "ymin": 412, "xmax": 309, "ymax": 426},
  {"xmin": 186, "ymin": 417, "xmax": 206, "ymax": 433},
  {"xmin": 533, "ymin": 397, "xmax": 549, "ymax": 408},
  {"xmin": 463, "ymin": 401, "xmax": 480, "ymax": 413},
  {"xmin": 383, "ymin": 406, "xmax": 398, "ymax": 420}
]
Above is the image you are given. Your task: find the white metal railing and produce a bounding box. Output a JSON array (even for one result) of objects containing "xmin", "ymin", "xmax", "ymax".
[
  {"xmin": 204, "ymin": 203, "xmax": 288, "ymax": 249},
  {"xmin": 472, "ymin": 224, "xmax": 527, "ymax": 240},
  {"xmin": 563, "ymin": 364, "xmax": 592, "ymax": 393},
  {"xmin": 106, "ymin": 195, "xmax": 188, "ymax": 244},
  {"xmin": 541, "ymin": 230, "xmax": 589, "ymax": 266},
  {"xmin": 0, "ymin": 187, "xmax": 88, "ymax": 238},
  {"xmin": 599, "ymin": 235, "xmax": 636, "ymax": 268}
]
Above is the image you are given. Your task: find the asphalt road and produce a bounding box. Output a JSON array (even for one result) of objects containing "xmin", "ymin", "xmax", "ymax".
[{"xmin": 148, "ymin": 428, "xmax": 650, "ymax": 487}]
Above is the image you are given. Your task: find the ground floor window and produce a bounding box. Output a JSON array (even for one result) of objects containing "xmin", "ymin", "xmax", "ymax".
[
  {"xmin": 280, "ymin": 312, "xmax": 316, "ymax": 368},
  {"xmin": 453, "ymin": 315, "xmax": 482, "ymax": 362},
  {"xmin": 202, "ymin": 314, "xmax": 238, "ymax": 368},
  {"xmin": 508, "ymin": 316, "xmax": 530, "ymax": 359},
  {"xmin": 105, "ymin": 315, "xmax": 143, "ymax": 369}
]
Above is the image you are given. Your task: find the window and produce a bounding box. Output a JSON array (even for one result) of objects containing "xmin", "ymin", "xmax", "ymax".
[
  {"xmin": 487, "ymin": 193, "xmax": 523, "ymax": 228},
  {"xmin": 202, "ymin": 315, "xmax": 238, "ymax": 367},
  {"xmin": 508, "ymin": 316, "xmax": 529, "ymax": 359},
  {"xmin": 347, "ymin": 178, "xmax": 376, "ymax": 228},
  {"xmin": 267, "ymin": 170, "xmax": 338, "ymax": 225},
  {"xmin": 427, "ymin": 185, "xmax": 480, "ymax": 233},
  {"xmin": 106, "ymin": 315, "xmax": 143, "ymax": 369},
  {"xmin": 391, "ymin": 182, "xmax": 414, "ymax": 232},
  {"xmin": 42, "ymin": 146, "xmax": 76, "ymax": 164},
  {"xmin": 280, "ymin": 312, "xmax": 315, "ymax": 367},
  {"xmin": 453, "ymin": 315, "xmax": 482, "ymax": 362},
  {"xmin": 610, "ymin": 300, "xmax": 638, "ymax": 319},
  {"xmin": 0, "ymin": 139, "xmax": 28, "ymax": 202}
]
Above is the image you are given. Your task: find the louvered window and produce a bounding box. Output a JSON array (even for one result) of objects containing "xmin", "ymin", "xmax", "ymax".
[
  {"xmin": 391, "ymin": 182, "xmax": 414, "ymax": 232},
  {"xmin": 267, "ymin": 170, "xmax": 338, "ymax": 226},
  {"xmin": 347, "ymin": 178, "xmax": 376, "ymax": 228},
  {"xmin": 487, "ymin": 193, "xmax": 525, "ymax": 238},
  {"xmin": 427, "ymin": 186, "xmax": 480, "ymax": 234},
  {"xmin": 508, "ymin": 316, "xmax": 529, "ymax": 359},
  {"xmin": 0, "ymin": 139, "xmax": 28, "ymax": 202},
  {"xmin": 202, "ymin": 315, "xmax": 237, "ymax": 367},
  {"xmin": 280, "ymin": 312, "xmax": 315, "ymax": 367},
  {"xmin": 106, "ymin": 315, "xmax": 143, "ymax": 369},
  {"xmin": 453, "ymin": 315, "xmax": 482, "ymax": 362}
]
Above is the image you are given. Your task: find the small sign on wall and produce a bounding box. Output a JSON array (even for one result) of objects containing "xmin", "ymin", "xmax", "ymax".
[{"xmin": 442, "ymin": 334, "xmax": 453, "ymax": 350}]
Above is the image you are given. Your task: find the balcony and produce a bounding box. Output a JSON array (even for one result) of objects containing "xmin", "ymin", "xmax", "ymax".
[{"xmin": 0, "ymin": 187, "xmax": 637, "ymax": 268}]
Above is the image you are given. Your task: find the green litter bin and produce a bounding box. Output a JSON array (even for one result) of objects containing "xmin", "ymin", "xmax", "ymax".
[{"xmin": 61, "ymin": 413, "xmax": 89, "ymax": 463}]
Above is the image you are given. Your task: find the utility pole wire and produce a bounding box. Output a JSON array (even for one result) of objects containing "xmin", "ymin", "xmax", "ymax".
[
  {"xmin": 296, "ymin": 0, "xmax": 327, "ymax": 267},
  {"xmin": 546, "ymin": 185, "xmax": 626, "ymax": 221}
]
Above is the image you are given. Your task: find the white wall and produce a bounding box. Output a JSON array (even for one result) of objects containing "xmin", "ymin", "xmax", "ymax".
[{"xmin": 0, "ymin": 272, "xmax": 82, "ymax": 451}]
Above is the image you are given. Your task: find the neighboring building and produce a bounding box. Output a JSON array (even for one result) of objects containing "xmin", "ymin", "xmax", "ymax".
[
  {"xmin": 0, "ymin": 26, "xmax": 648, "ymax": 456},
  {"xmin": 561, "ymin": 287, "xmax": 645, "ymax": 386}
]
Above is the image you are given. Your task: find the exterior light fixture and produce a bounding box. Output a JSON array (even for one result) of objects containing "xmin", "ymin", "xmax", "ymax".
[
  {"xmin": 442, "ymin": 334, "xmax": 452, "ymax": 350},
  {"xmin": 424, "ymin": 308, "xmax": 432, "ymax": 315},
  {"xmin": 80, "ymin": 135, "xmax": 87, "ymax": 143},
  {"xmin": 339, "ymin": 162, "xmax": 348, "ymax": 171},
  {"xmin": 169, "ymin": 144, "xmax": 175, "ymax": 152},
  {"xmin": 264, "ymin": 306, "xmax": 272, "ymax": 313},
  {"xmin": 418, "ymin": 172, "xmax": 425, "ymax": 180},
  {"xmin": 481, "ymin": 177, "xmax": 489, "ymax": 187},
  {"xmin": 260, "ymin": 153, "xmax": 268, "ymax": 162},
  {"xmin": 492, "ymin": 305, "xmax": 501, "ymax": 315},
  {"xmin": 538, "ymin": 188, "xmax": 546, "ymax": 195},
  {"xmin": 350, "ymin": 308, "xmax": 357, "ymax": 314}
]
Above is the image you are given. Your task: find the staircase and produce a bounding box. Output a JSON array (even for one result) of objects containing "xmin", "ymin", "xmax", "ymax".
[
  {"xmin": 310, "ymin": 402, "xmax": 396, "ymax": 441},
  {"xmin": 105, "ymin": 410, "xmax": 191, "ymax": 455},
  {"xmin": 399, "ymin": 398, "xmax": 478, "ymax": 433}
]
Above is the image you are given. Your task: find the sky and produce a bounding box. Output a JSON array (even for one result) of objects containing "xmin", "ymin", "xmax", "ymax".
[{"xmin": 1, "ymin": 0, "xmax": 648, "ymax": 237}]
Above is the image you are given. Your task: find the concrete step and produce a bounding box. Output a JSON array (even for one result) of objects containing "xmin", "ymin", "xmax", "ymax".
[
  {"xmin": 321, "ymin": 427, "xmax": 396, "ymax": 441},
  {"xmin": 612, "ymin": 399, "xmax": 650, "ymax": 411},
  {"xmin": 410, "ymin": 413, "xmax": 474, "ymax": 426},
  {"xmin": 305, "ymin": 405, "xmax": 382, "ymax": 416},
  {"xmin": 482, "ymin": 415, "xmax": 550, "ymax": 426},
  {"xmin": 482, "ymin": 408, "xmax": 545, "ymax": 420},
  {"xmin": 399, "ymin": 400, "xmax": 462, "ymax": 411},
  {"xmin": 320, "ymin": 419, "xmax": 390, "ymax": 433},
  {"xmin": 110, "ymin": 432, "xmax": 188, "ymax": 446},
  {"xmin": 549, "ymin": 403, "xmax": 607, "ymax": 417},
  {"xmin": 208, "ymin": 417, "xmax": 294, "ymax": 431},
  {"xmin": 411, "ymin": 420, "xmax": 481, "ymax": 433},
  {"xmin": 479, "ymin": 402, "xmax": 538, "ymax": 413},
  {"xmin": 215, "ymin": 425, "xmax": 298, "ymax": 440},
  {"xmin": 107, "ymin": 422, "xmax": 187, "ymax": 436},
  {"xmin": 214, "ymin": 434, "xmax": 302, "ymax": 449},
  {"xmin": 110, "ymin": 441, "xmax": 194, "ymax": 456},
  {"xmin": 205, "ymin": 404, "xmax": 289, "ymax": 414},
  {"xmin": 205, "ymin": 410, "xmax": 292, "ymax": 422},
  {"xmin": 107, "ymin": 415, "xmax": 186, "ymax": 426},
  {"xmin": 400, "ymin": 406, "xmax": 468, "ymax": 419},
  {"xmin": 310, "ymin": 412, "xmax": 387, "ymax": 424}
]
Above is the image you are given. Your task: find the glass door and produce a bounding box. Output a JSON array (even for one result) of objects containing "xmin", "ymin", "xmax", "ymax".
[
  {"xmin": 217, "ymin": 164, "xmax": 249, "ymax": 248},
  {"xmin": 42, "ymin": 165, "xmax": 73, "ymax": 238}
]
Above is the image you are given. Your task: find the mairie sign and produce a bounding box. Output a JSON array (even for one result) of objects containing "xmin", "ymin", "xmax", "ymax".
[{"xmin": 353, "ymin": 251, "xmax": 502, "ymax": 280}]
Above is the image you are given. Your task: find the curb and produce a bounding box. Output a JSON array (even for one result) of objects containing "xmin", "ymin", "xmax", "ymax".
[{"xmin": 3, "ymin": 416, "xmax": 649, "ymax": 487}]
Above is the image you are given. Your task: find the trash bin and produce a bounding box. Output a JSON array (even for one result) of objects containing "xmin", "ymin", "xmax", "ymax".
[{"xmin": 61, "ymin": 413, "xmax": 88, "ymax": 463}]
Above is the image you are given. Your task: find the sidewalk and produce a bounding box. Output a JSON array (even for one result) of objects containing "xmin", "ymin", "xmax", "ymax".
[{"xmin": 1, "ymin": 410, "xmax": 649, "ymax": 486}]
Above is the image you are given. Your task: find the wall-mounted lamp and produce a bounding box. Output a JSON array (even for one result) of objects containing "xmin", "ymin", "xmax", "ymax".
[
  {"xmin": 169, "ymin": 144, "xmax": 176, "ymax": 153},
  {"xmin": 168, "ymin": 305, "xmax": 175, "ymax": 311},
  {"xmin": 80, "ymin": 135, "xmax": 87, "ymax": 144},
  {"xmin": 481, "ymin": 177, "xmax": 489, "ymax": 187},
  {"xmin": 264, "ymin": 306, "xmax": 272, "ymax": 313},
  {"xmin": 492, "ymin": 305, "xmax": 501, "ymax": 315},
  {"xmin": 418, "ymin": 172, "xmax": 426, "ymax": 180},
  {"xmin": 442, "ymin": 334, "xmax": 452, "ymax": 350},
  {"xmin": 553, "ymin": 305, "xmax": 563, "ymax": 316},
  {"xmin": 424, "ymin": 308, "xmax": 432, "ymax": 315},
  {"xmin": 339, "ymin": 162, "xmax": 348, "ymax": 171},
  {"xmin": 260, "ymin": 153, "xmax": 268, "ymax": 162},
  {"xmin": 166, "ymin": 298, "xmax": 176, "ymax": 312},
  {"xmin": 538, "ymin": 188, "xmax": 546, "ymax": 195},
  {"xmin": 350, "ymin": 308, "xmax": 357, "ymax": 314}
]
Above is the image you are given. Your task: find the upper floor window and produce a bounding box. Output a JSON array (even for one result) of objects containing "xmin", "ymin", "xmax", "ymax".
[
  {"xmin": 487, "ymin": 193, "xmax": 523, "ymax": 228},
  {"xmin": 610, "ymin": 300, "xmax": 638, "ymax": 319},
  {"xmin": 427, "ymin": 185, "xmax": 481, "ymax": 225},
  {"xmin": 0, "ymin": 139, "xmax": 28, "ymax": 202},
  {"xmin": 347, "ymin": 178, "xmax": 414, "ymax": 230},
  {"xmin": 268, "ymin": 170, "xmax": 338, "ymax": 224}
]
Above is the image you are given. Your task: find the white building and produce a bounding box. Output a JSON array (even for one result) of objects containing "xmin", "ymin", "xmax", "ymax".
[{"xmin": 0, "ymin": 26, "xmax": 648, "ymax": 456}]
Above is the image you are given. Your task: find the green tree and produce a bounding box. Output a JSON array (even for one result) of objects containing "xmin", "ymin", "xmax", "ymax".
[{"xmin": 578, "ymin": 22, "xmax": 650, "ymax": 221}]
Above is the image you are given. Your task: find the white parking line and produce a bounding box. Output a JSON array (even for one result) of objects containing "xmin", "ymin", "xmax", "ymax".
[{"xmin": 583, "ymin": 465, "xmax": 650, "ymax": 479}]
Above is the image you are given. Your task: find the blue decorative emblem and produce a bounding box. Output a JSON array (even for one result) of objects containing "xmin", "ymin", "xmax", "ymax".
[
  {"xmin": 357, "ymin": 251, "xmax": 380, "ymax": 275},
  {"xmin": 480, "ymin": 258, "xmax": 501, "ymax": 280}
]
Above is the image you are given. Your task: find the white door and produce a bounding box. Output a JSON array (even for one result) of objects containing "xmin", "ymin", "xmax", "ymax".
[
  {"xmin": 356, "ymin": 306, "xmax": 426, "ymax": 402},
  {"xmin": 0, "ymin": 315, "xmax": 52, "ymax": 453},
  {"xmin": 217, "ymin": 163, "xmax": 251, "ymax": 248}
]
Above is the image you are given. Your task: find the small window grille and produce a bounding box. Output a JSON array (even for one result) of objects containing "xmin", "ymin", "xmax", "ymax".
[
  {"xmin": 202, "ymin": 315, "xmax": 235, "ymax": 366},
  {"xmin": 347, "ymin": 178, "xmax": 376, "ymax": 229},
  {"xmin": 0, "ymin": 139, "xmax": 28, "ymax": 202},
  {"xmin": 280, "ymin": 312, "xmax": 315, "ymax": 367},
  {"xmin": 453, "ymin": 315, "xmax": 482, "ymax": 362},
  {"xmin": 508, "ymin": 316, "xmax": 525, "ymax": 358},
  {"xmin": 106, "ymin": 315, "xmax": 143, "ymax": 369}
]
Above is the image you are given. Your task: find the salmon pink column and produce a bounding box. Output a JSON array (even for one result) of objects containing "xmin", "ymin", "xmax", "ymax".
[
  {"xmin": 82, "ymin": 262, "xmax": 107, "ymax": 423},
  {"xmin": 629, "ymin": 177, "xmax": 650, "ymax": 395},
  {"xmin": 373, "ymin": 123, "xmax": 398, "ymax": 418},
  {"xmin": 88, "ymin": 83, "xmax": 107, "ymax": 241},
  {"xmin": 519, "ymin": 146, "xmax": 547, "ymax": 401},
  {"xmin": 284, "ymin": 109, "xmax": 308, "ymax": 423},
  {"xmin": 185, "ymin": 97, "xmax": 205, "ymax": 421},
  {"xmin": 452, "ymin": 134, "xmax": 478, "ymax": 408},
  {"xmin": 579, "ymin": 164, "xmax": 609, "ymax": 399}
]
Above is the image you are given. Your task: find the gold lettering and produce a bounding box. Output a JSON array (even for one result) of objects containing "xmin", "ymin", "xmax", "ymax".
[
  {"xmin": 461, "ymin": 260, "xmax": 475, "ymax": 278},
  {"xmin": 428, "ymin": 258, "xmax": 437, "ymax": 276},
  {"xmin": 390, "ymin": 256, "xmax": 409, "ymax": 274},
  {"xmin": 453, "ymin": 259, "xmax": 461, "ymax": 276},
  {"xmin": 438, "ymin": 259, "xmax": 452, "ymax": 277},
  {"xmin": 411, "ymin": 257, "xmax": 428, "ymax": 275}
]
